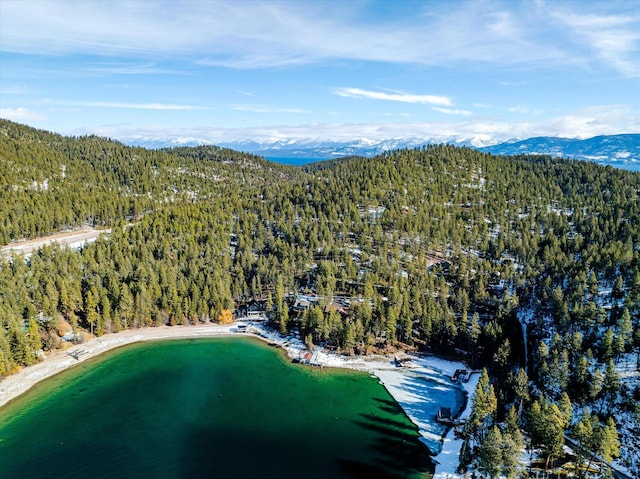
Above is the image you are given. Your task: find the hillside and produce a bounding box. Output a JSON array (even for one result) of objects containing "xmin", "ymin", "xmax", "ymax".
[
  {"xmin": 0, "ymin": 120, "xmax": 301, "ymax": 244},
  {"xmin": 1, "ymin": 120, "xmax": 639, "ymax": 477}
]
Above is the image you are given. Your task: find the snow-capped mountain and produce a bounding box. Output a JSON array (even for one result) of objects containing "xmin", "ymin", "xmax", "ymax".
[
  {"xmin": 122, "ymin": 134, "xmax": 640, "ymax": 168},
  {"xmin": 479, "ymin": 134, "xmax": 640, "ymax": 166},
  {"xmin": 219, "ymin": 138, "xmax": 426, "ymax": 158},
  {"xmin": 214, "ymin": 134, "xmax": 503, "ymax": 157},
  {"xmin": 125, "ymin": 135, "xmax": 496, "ymax": 158}
]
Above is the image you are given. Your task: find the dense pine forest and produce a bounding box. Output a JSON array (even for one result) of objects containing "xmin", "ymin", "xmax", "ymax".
[{"xmin": 1, "ymin": 119, "xmax": 639, "ymax": 477}]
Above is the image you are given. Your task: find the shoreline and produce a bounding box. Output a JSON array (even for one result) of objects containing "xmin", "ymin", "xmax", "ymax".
[
  {"xmin": 0, "ymin": 324, "xmax": 243, "ymax": 409},
  {"xmin": 0, "ymin": 322, "xmax": 475, "ymax": 477}
]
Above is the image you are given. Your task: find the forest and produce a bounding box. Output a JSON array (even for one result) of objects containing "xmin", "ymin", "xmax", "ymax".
[{"xmin": 1, "ymin": 118, "xmax": 639, "ymax": 477}]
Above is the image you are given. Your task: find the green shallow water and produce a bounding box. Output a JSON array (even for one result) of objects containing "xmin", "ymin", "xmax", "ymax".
[{"xmin": 0, "ymin": 337, "xmax": 433, "ymax": 478}]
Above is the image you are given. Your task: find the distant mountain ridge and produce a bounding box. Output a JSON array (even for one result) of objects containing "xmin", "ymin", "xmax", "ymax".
[
  {"xmin": 123, "ymin": 133, "xmax": 640, "ymax": 167},
  {"xmin": 479, "ymin": 134, "xmax": 640, "ymax": 166}
]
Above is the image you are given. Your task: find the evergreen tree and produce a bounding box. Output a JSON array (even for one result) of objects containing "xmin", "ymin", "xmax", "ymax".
[
  {"xmin": 26, "ymin": 318, "xmax": 43, "ymax": 364},
  {"xmin": 477, "ymin": 426, "xmax": 503, "ymax": 478},
  {"xmin": 469, "ymin": 368, "xmax": 497, "ymax": 443},
  {"xmin": 527, "ymin": 398, "xmax": 566, "ymax": 470}
]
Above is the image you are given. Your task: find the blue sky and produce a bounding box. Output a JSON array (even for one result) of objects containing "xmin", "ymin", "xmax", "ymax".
[{"xmin": 1, "ymin": 0, "xmax": 639, "ymax": 146}]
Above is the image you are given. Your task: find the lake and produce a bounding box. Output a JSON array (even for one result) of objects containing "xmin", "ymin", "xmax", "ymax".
[
  {"xmin": 266, "ymin": 156, "xmax": 640, "ymax": 173},
  {"xmin": 0, "ymin": 338, "xmax": 434, "ymax": 478},
  {"xmin": 264, "ymin": 156, "xmax": 331, "ymax": 166}
]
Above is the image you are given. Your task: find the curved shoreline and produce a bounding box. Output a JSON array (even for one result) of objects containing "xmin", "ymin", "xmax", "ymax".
[
  {"xmin": 0, "ymin": 324, "xmax": 245, "ymax": 409},
  {"xmin": 0, "ymin": 322, "xmax": 476, "ymax": 477}
]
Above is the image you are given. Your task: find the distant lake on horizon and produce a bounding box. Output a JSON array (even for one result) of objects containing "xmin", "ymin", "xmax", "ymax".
[
  {"xmin": 0, "ymin": 338, "xmax": 434, "ymax": 479},
  {"xmin": 612, "ymin": 162, "xmax": 640, "ymax": 172},
  {"xmin": 265, "ymin": 156, "xmax": 640, "ymax": 173},
  {"xmin": 264, "ymin": 156, "xmax": 331, "ymax": 166}
]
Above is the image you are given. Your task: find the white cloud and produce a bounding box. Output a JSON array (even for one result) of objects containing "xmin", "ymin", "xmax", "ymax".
[
  {"xmin": 83, "ymin": 62, "xmax": 185, "ymax": 76},
  {"xmin": 81, "ymin": 104, "xmax": 639, "ymax": 146},
  {"xmin": 2, "ymin": 1, "xmax": 637, "ymax": 74},
  {"xmin": 432, "ymin": 107, "xmax": 472, "ymax": 116},
  {"xmin": 51, "ymin": 101, "xmax": 209, "ymax": 111},
  {"xmin": 0, "ymin": 107, "xmax": 47, "ymax": 121},
  {"xmin": 539, "ymin": 105, "xmax": 639, "ymax": 139},
  {"xmin": 548, "ymin": 7, "xmax": 640, "ymax": 76},
  {"xmin": 336, "ymin": 88, "xmax": 452, "ymax": 106}
]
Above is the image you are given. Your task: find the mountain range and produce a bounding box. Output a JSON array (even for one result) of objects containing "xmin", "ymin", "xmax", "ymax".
[
  {"xmin": 479, "ymin": 134, "xmax": 640, "ymax": 166},
  {"xmin": 124, "ymin": 134, "xmax": 640, "ymax": 167}
]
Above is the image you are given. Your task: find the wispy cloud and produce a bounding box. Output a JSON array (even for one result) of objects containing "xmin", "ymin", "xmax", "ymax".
[
  {"xmin": 507, "ymin": 105, "xmax": 544, "ymax": 115},
  {"xmin": 0, "ymin": 107, "xmax": 47, "ymax": 121},
  {"xmin": 83, "ymin": 62, "xmax": 186, "ymax": 76},
  {"xmin": 232, "ymin": 105, "xmax": 308, "ymax": 114},
  {"xmin": 432, "ymin": 107, "xmax": 472, "ymax": 116},
  {"xmin": 50, "ymin": 100, "xmax": 209, "ymax": 111},
  {"xmin": 2, "ymin": 1, "xmax": 637, "ymax": 75},
  {"xmin": 548, "ymin": 6, "xmax": 640, "ymax": 76},
  {"xmin": 336, "ymin": 88, "xmax": 452, "ymax": 106},
  {"xmin": 0, "ymin": 86, "xmax": 29, "ymax": 95}
]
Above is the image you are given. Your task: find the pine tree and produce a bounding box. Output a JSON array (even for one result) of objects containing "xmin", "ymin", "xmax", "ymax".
[
  {"xmin": 469, "ymin": 368, "xmax": 497, "ymax": 443},
  {"xmin": 504, "ymin": 406, "xmax": 525, "ymax": 452},
  {"xmin": 589, "ymin": 368, "xmax": 604, "ymax": 401},
  {"xmin": 26, "ymin": 318, "xmax": 43, "ymax": 364},
  {"xmin": 574, "ymin": 411, "xmax": 620, "ymax": 476},
  {"xmin": 527, "ymin": 398, "xmax": 566, "ymax": 470},
  {"xmin": 477, "ymin": 426, "xmax": 503, "ymax": 478},
  {"xmin": 273, "ymin": 276, "xmax": 288, "ymax": 334},
  {"xmin": 501, "ymin": 429, "xmax": 522, "ymax": 479},
  {"xmin": 558, "ymin": 392, "xmax": 573, "ymax": 426},
  {"xmin": 508, "ymin": 367, "xmax": 530, "ymax": 417},
  {"xmin": 467, "ymin": 312, "xmax": 481, "ymax": 365},
  {"xmin": 611, "ymin": 275, "xmax": 625, "ymax": 302},
  {"xmin": 84, "ymin": 287, "xmax": 100, "ymax": 335},
  {"xmin": 598, "ymin": 417, "xmax": 620, "ymax": 464},
  {"xmin": 573, "ymin": 409, "xmax": 596, "ymax": 478}
]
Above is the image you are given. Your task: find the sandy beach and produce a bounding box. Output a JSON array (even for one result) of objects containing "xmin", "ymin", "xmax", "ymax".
[
  {"xmin": 0, "ymin": 322, "xmax": 475, "ymax": 477},
  {"xmin": 0, "ymin": 324, "xmax": 243, "ymax": 408}
]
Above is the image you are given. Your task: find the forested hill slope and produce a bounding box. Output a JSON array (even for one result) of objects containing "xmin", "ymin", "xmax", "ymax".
[
  {"xmin": 0, "ymin": 119, "xmax": 300, "ymax": 244},
  {"xmin": 1, "ymin": 120, "xmax": 639, "ymax": 476}
]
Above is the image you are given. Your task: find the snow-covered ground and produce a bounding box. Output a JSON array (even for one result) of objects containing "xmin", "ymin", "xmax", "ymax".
[{"xmin": 251, "ymin": 324, "xmax": 477, "ymax": 476}]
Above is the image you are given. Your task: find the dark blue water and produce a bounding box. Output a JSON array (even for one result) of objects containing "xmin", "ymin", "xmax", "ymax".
[{"xmin": 264, "ymin": 157, "xmax": 332, "ymax": 166}]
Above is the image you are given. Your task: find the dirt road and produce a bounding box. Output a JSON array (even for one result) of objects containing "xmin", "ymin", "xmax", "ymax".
[{"xmin": 1, "ymin": 228, "xmax": 110, "ymax": 259}]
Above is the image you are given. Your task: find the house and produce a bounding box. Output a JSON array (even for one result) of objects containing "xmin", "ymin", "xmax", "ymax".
[
  {"xmin": 451, "ymin": 369, "xmax": 468, "ymax": 383},
  {"xmin": 237, "ymin": 302, "xmax": 268, "ymax": 321},
  {"xmin": 246, "ymin": 310, "xmax": 267, "ymax": 321},
  {"xmin": 293, "ymin": 293, "xmax": 321, "ymax": 312},
  {"xmin": 436, "ymin": 407, "xmax": 453, "ymax": 424},
  {"xmin": 293, "ymin": 297, "xmax": 312, "ymax": 312},
  {"xmin": 324, "ymin": 297, "xmax": 349, "ymax": 316}
]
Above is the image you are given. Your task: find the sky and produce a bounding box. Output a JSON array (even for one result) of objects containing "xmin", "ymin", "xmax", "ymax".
[{"xmin": 1, "ymin": 0, "xmax": 639, "ymax": 147}]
